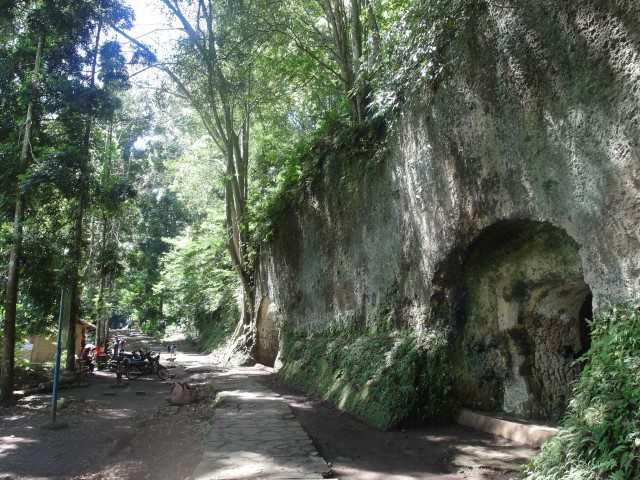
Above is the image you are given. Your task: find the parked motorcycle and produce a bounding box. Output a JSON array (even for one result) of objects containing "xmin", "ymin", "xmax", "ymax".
[
  {"xmin": 107, "ymin": 349, "xmax": 144, "ymax": 372},
  {"xmin": 125, "ymin": 353, "xmax": 169, "ymax": 381}
]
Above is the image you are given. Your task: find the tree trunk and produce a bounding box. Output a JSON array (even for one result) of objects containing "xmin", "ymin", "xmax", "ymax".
[
  {"xmin": 96, "ymin": 115, "xmax": 115, "ymax": 349},
  {"xmin": 318, "ymin": 0, "xmax": 368, "ymax": 123},
  {"xmin": 96, "ymin": 279, "xmax": 106, "ymax": 347},
  {"xmin": 95, "ymin": 214, "xmax": 108, "ymax": 349},
  {"xmin": 104, "ymin": 277, "xmax": 113, "ymax": 349},
  {"xmin": 66, "ymin": 23, "xmax": 101, "ymax": 371},
  {"xmin": 66, "ymin": 198, "xmax": 84, "ymax": 371},
  {"xmin": 226, "ymin": 286, "xmax": 256, "ymax": 363},
  {"xmin": 115, "ymin": 5, "xmax": 257, "ymax": 359},
  {"xmin": 0, "ymin": 35, "xmax": 43, "ymax": 405},
  {"xmin": 364, "ymin": 0, "xmax": 381, "ymax": 62},
  {"xmin": 224, "ymin": 127, "xmax": 256, "ymax": 358},
  {"xmin": 350, "ymin": 0, "xmax": 364, "ymax": 122}
]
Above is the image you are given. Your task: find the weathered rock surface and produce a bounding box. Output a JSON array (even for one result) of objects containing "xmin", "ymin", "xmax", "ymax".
[{"xmin": 256, "ymin": 0, "xmax": 640, "ymax": 421}]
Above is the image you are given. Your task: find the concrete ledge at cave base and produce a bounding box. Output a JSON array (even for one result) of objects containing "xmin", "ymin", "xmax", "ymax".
[{"xmin": 457, "ymin": 408, "xmax": 557, "ymax": 448}]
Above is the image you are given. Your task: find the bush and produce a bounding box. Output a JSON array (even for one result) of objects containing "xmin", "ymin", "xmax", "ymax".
[
  {"xmin": 523, "ymin": 294, "xmax": 640, "ymax": 480},
  {"xmin": 277, "ymin": 322, "xmax": 453, "ymax": 429},
  {"xmin": 14, "ymin": 359, "xmax": 51, "ymax": 388}
]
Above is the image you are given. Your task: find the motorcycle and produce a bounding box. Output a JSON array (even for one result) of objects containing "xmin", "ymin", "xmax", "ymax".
[
  {"xmin": 107, "ymin": 349, "xmax": 144, "ymax": 372},
  {"xmin": 125, "ymin": 353, "xmax": 170, "ymax": 381}
]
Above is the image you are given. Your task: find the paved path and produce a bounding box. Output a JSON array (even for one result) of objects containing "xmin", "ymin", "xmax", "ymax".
[{"xmin": 172, "ymin": 354, "xmax": 331, "ymax": 480}]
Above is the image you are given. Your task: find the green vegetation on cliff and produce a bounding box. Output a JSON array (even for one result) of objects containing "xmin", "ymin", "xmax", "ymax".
[
  {"xmin": 277, "ymin": 317, "xmax": 452, "ymax": 429},
  {"xmin": 524, "ymin": 295, "xmax": 640, "ymax": 480},
  {"xmin": 251, "ymin": 116, "xmax": 385, "ymax": 242}
]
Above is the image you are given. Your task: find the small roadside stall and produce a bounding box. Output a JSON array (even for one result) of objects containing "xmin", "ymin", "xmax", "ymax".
[{"xmin": 24, "ymin": 319, "xmax": 97, "ymax": 364}]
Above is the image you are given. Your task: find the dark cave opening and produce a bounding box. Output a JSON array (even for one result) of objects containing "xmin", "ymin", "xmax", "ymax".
[{"xmin": 446, "ymin": 220, "xmax": 593, "ymax": 422}]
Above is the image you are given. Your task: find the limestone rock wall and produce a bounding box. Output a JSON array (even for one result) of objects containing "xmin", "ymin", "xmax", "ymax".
[{"xmin": 256, "ymin": 0, "xmax": 640, "ymax": 419}]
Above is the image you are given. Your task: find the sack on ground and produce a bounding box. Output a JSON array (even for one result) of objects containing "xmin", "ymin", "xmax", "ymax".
[{"xmin": 166, "ymin": 381, "xmax": 198, "ymax": 405}]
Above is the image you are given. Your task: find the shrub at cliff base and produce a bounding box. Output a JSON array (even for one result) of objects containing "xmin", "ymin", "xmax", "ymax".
[
  {"xmin": 524, "ymin": 295, "xmax": 640, "ymax": 480},
  {"xmin": 277, "ymin": 326, "xmax": 452, "ymax": 429}
]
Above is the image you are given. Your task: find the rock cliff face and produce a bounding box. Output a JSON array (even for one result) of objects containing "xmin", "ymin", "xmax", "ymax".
[{"xmin": 255, "ymin": 0, "xmax": 640, "ymax": 422}]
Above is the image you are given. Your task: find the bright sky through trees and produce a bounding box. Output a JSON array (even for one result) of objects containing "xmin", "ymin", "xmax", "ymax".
[
  {"xmin": 121, "ymin": 1, "xmax": 187, "ymax": 148},
  {"xmin": 126, "ymin": 1, "xmax": 177, "ymax": 55}
]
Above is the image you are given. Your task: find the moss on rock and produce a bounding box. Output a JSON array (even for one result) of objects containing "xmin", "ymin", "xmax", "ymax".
[{"xmin": 277, "ymin": 324, "xmax": 453, "ymax": 429}]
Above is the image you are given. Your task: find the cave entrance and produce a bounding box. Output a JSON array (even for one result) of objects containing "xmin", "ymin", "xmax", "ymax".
[
  {"xmin": 451, "ymin": 221, "xmax": 592, "ymax": 422},
  {"xmin": 255, "ymin": 297, "xmax": 279, "ymax": 366}
]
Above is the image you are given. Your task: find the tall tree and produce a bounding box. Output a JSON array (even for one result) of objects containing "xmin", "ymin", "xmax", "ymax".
[
  {"xmin": 63, "ymin": 1, "xmax": 133, "ymax": 370},
  {"xmin": 114, "ymin": 0, "xmax": 279, "ymax": 351},
  {"xmin": 0, "ymin": 0, "xmax": 103, "ymax": 401},
  {"xmin": 65, "ymin": 21, "xmax": 102, "ymax": 372},
  {"xmin": 0, "ymin": 30, "xmax": 43, "ymax": 405},
  {"xmin": 94, "ymin": 40, "xmax": 132, "ymax": 349}
]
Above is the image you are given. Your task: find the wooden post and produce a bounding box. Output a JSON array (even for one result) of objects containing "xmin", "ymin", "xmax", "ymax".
[
  {"xmin": 116, "ymin": 360, "xmax": 123, "ymax": 386},
  {"xmin": 51, "ymin": 289, "xmax": 66, "ymax": 421}
]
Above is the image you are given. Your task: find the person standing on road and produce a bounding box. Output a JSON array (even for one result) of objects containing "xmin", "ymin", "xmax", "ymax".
[
  {"xmin": 80, "ymin": 346, "xmax": 95, "ymax": 372},
  {"xmin": 113, "ymin": 337, "xmax": 121, "ymax": 356}
]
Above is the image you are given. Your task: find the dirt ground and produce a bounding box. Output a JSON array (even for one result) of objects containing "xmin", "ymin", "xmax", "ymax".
[
  {"xmin": 1, "ymin": 331, "xmax": 534, "ymax": 480},
  {"xmin": 254, "ymin": 371, "xmax": 534, "ymax": 480},
  {"xmin": 0, "ymin": 334, "xmax": 211, "ymax": 480}
]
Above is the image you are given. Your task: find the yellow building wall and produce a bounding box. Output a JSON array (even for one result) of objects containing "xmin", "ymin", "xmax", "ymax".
[{"xmin": 28, "ymin": 325, "xmax": 85, "ymax": 363}]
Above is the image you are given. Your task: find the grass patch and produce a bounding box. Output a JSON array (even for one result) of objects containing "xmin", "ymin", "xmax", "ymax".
[
  {"xmin": 193, "ymin": 313, "xmax": 236, "ymax": 354},
  {"xmin": 211, "ymin": 393, "xmax": 225, "ymax": 409},
  {"xmin": 38, "ymin": 420, "xmax": 69, "ymax": 430}
]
